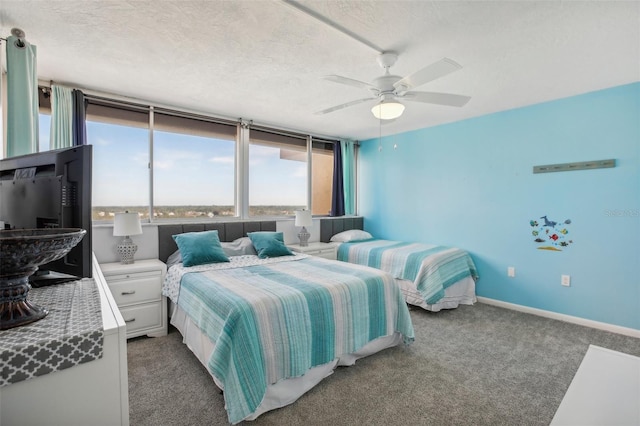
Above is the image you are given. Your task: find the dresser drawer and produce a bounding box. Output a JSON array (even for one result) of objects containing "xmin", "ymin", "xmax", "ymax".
[
  {"xmin": 288, "ymin": 243, "xmax": 338, "ymax": 260},
  {"xmin": 310, "ymin": 247, "xmax": 337, "ymax": 260},
  {"xmin": 119, "ymin": 302, "xmax": 163, "ymax": 334},
  {"xmin": 107, "ymin": 275, "xmax": 161, "ymax": 306},
  {"xmin": 100, "ymin": 259, "xmax": 168, "ymax": 339},
  {"xmin": 104, "ymin": 269, "xmax": 161, "ymax": 282}
]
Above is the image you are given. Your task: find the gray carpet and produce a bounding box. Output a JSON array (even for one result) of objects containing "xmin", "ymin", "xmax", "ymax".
[{"xmin": 127, "ymin": 303, "xmax": 640, "ymax": 425}]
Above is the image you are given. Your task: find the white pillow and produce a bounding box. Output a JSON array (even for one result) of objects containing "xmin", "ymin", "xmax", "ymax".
[
  {"xmin": 220, "ymin": 237, "xmax": 257, "ymax": 256},
  {"xmin": 166, "ymin": 236, "xmax": 257, "ymax": 268},
  {"xmin": 166, "ymin": 249, "xmax": 183, "ymax": 269},
  {"xmin": 330, "ymin": 229, "xmax": 373, "ymax": 243}
]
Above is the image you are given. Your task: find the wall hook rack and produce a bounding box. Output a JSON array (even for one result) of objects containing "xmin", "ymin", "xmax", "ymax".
[{"xmin": 533, "ymin": 159, "xmax": 615, "ymax": 174}]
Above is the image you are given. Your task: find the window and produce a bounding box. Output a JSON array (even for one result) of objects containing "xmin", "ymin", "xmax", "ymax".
[
  {"xmin": 42, "ymin": 91, "xmax": 345, "ymax": 222},
  {"xmin": 38, "ymin": 88, "xmax": 51, "ymax": 152},
  {"xmin": 248, "ymin": 129, "xmax": 307, "ymax": 216},
  {"xmin": 86, "ymin": 100, "xmax": 150, "ymax": 221},
  {"xmin": 153, "ymin": 112, "xmax": 237, "ymax": 220},
  {"xmin": 39, "ymin": 114, "xmax": 51, "ymax": 152}
]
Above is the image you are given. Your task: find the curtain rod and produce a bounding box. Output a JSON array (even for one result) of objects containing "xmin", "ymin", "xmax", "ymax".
[
  {"xmin": 0, "ymin": 37, "xmax": 25, "ymax": 48},
  {"xmin": 1, "ymin": 28, "xmax": 28, "ymax": 48}
]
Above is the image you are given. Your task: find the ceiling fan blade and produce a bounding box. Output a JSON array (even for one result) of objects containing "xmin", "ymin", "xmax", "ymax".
[
  {"xmin": 315, "ymin": 98, "xmax": 374, "ymax": 115},
  {"xmin": 402, "ymin": 91, "xmax": 471, "ymax": 107},
  {"xmin": 393, "ymin": 58, "xmax": 463, "ymax": 91},
  {"xmin": 323, "ymin": 75, "xmax": 378, "ymax": 93}
]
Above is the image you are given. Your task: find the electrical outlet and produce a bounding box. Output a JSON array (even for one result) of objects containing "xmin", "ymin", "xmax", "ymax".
[
  {"xmin": 508, "ymin": 267, "xmax": 515, "ymax": 277},
  {"xmin": 561, "ymin": 275, "xmax": 571, "ymax": 287}
]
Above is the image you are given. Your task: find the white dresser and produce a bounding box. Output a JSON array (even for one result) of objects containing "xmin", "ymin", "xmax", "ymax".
[
  {"xmin": 551, "ymin": 345, "xmax": 640, "ymax": 425},
  {"xmin": 0, "ymin": 257, "xmax": 129, "ymax": 426},
  {"xmin": 288, "ymin": 242, "xmax": 338, "ymax": 260},
  {"xmin": 100, "ymin": 259, "xmax": 167, "ymax": 339}
]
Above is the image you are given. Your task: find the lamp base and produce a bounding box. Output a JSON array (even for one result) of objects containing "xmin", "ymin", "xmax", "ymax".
[
  {"xmin": 116, "ymin": 236, "xmax": 137, "ymax": 264},
  {"xmin": 298, "ymin": 227, "xmax": 310, "ymax": 247}
]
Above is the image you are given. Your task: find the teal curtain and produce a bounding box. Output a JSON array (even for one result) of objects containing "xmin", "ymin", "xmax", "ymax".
[
  {"xmin": 6, "ymin": 35, "xmax": 38, "ymax": 157},
  {"xmin": 50, "ymin": 84, "xmax": 74, "ymax": 150},
  {"xmin": 340, "ymin": 139, "xmax": 356, "ymax": 215}
]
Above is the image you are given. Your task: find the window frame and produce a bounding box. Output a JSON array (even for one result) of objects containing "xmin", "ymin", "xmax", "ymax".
[
  {"xmin": 37, "ymin": 87, "xmax": 345, "ymax": 223},
  {"xmin": 247, "ymin": 126, "xmax": 310, "ymax": 218},
  {"xmin": 151, "ymin": 108, "xmax": 239, "ymax": 220}
]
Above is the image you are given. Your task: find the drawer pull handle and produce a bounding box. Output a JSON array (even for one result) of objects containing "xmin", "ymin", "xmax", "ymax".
[
  {"xmin": 121, "ymin": 290, "xmax": 136, "ymax": 295},
  {"xmin": 125, "ymin": 318, "xmax": 136, "ymax": 323}
]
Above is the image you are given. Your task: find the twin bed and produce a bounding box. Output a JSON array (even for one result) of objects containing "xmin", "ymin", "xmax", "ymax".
[
  {"xmin": 159, "ymin": 219, "xmax": 478, "ymax": 423},
  {"xmin": 158, "ymin": 222, "xmax": 415, "ymax": 424},
  {"xmin": 320, "ymin": 218, "xmax": 478, "ymax": 312}
]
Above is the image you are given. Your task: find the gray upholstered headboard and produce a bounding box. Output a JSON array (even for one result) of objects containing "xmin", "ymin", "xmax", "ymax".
[
  {"xmin": 157, "ymin": 221, "xmax": 276, "ymax": 263},
  {"xmin": 319, "ymin": 217, "xmax": 364, "ymax": 243}
]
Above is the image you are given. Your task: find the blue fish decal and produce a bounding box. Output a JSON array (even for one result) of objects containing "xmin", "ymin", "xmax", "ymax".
[{"xmin": 541, "ymin": 216, "xmax": 557, "ymax": 227}]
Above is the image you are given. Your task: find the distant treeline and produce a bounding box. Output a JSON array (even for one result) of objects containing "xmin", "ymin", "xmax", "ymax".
[{"xmin": 92, "ymin": 205, "xmax": 305, "ymax": 220}]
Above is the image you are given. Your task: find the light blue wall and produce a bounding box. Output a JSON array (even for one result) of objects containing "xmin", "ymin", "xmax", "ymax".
[{"xmin": 359, "ymin": 82, "xmax": 640, "ymax": 330}]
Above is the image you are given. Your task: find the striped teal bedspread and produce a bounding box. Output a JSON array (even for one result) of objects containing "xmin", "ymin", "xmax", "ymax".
[
  {"xmin": 338, "ymin": 239, "xmax": 479, "ymax": 305},
  {"xmin": 165, "ymin": 255, "xmax": 414, "ymax": 424}
]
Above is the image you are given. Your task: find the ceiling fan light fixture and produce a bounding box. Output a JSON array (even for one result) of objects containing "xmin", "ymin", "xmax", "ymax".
[{"xmin": 371, "ymin": 100, "xmax": 405, "ymax": 120}]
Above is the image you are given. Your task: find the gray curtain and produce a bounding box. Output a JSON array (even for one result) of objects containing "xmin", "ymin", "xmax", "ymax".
[
  {"xmin": 72, "ymin": 89, "xmax": 88, "ymax": 145},
  {"xmin": 330, "ymin": 142, "xmax": 345, "ymax": 216}
]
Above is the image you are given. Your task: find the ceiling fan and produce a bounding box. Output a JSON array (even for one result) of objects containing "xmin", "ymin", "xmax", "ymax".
[{"xmin": 316, "ymin": 52, "xmax": 471, "ymax": 120}]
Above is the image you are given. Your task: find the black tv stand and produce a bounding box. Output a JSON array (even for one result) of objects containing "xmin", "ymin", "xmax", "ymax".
[{"xmin": 30, "ymin": 271, "xmax": 80, "ymax": 288}]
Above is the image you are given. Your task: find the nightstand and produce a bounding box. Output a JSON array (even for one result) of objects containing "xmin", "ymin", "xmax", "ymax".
[
  {"xmin": 100, "ymin": 259, "xmax": 167, "ymax": 339},
  {"xmin": 288, "ymin": 242, "xmax": 338, "ymax": 260}
]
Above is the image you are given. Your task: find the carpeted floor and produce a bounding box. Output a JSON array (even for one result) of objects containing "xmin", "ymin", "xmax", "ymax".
[{"xmin": 127, "ymin": 303, "xmax": 640, "ymax": 425}]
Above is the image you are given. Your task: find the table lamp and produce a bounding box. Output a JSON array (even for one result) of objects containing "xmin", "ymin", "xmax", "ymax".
[
  {"xmin": 113, "ymin": 211, "xmax": 142, "ymax": 264},
  {"xmin": 295, "ymin": 210, "xmax": 312, "ymax": 247}
]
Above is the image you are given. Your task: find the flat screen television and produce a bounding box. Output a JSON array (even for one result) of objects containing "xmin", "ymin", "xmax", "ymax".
[{"xmin": 0, "ymin": 145, "xmax": 93, "ymax": 284}]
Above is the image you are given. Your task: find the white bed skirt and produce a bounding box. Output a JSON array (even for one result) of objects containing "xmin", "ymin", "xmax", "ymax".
[
  {"xmin": 398, "ymin": 276, "xmax": 476, "ymax": 312},
  {"xmin": 169, "ymin": 302, "xmax": 402, "ymax": 422}
]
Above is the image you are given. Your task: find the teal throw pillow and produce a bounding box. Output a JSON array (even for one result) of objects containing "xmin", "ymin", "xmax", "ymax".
[
  {"xmin": 248, "ymin": 231, "xmax": 293, "ymax": 259},
  {"xmin": 172, "ymin": 230, "xmax": 230, "ymax": 267}
]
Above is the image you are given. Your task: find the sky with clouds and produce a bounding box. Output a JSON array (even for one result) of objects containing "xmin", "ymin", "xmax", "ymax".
[{"xmin": 73, "ymin": 119, "xmax": 306, "ymax": 207}]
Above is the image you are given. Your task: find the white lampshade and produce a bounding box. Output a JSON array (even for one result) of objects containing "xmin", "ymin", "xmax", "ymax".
[
  {"xmin": 371, "ymin": 100, "xmax": 405, "ymax": 120},
  {"xmin": 294, "ymin": 210, "xmax": 312, "ymax": 227},
  {"xmin": 113, "ymin": 212, "xmax": 142, "ymax": 236}
]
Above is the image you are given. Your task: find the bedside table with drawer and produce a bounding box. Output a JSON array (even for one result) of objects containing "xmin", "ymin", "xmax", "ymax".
[
  {"xmin": 100, "ymin": 259, "xmax": 167, "ymax": 339},
  {"xmin": 287, "ymin": 242, "xmax": 338, "ymax": 260}
]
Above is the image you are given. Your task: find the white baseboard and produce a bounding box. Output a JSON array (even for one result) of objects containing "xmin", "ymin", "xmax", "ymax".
[{"xmin": 477, "ymin": 297, "xmax": 640, "ymax": 339}]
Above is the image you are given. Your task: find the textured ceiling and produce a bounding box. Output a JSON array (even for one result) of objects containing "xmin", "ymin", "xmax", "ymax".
[{"xmin": 1, "ymin": 1, "xmax": 638, "ymax": 141}]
